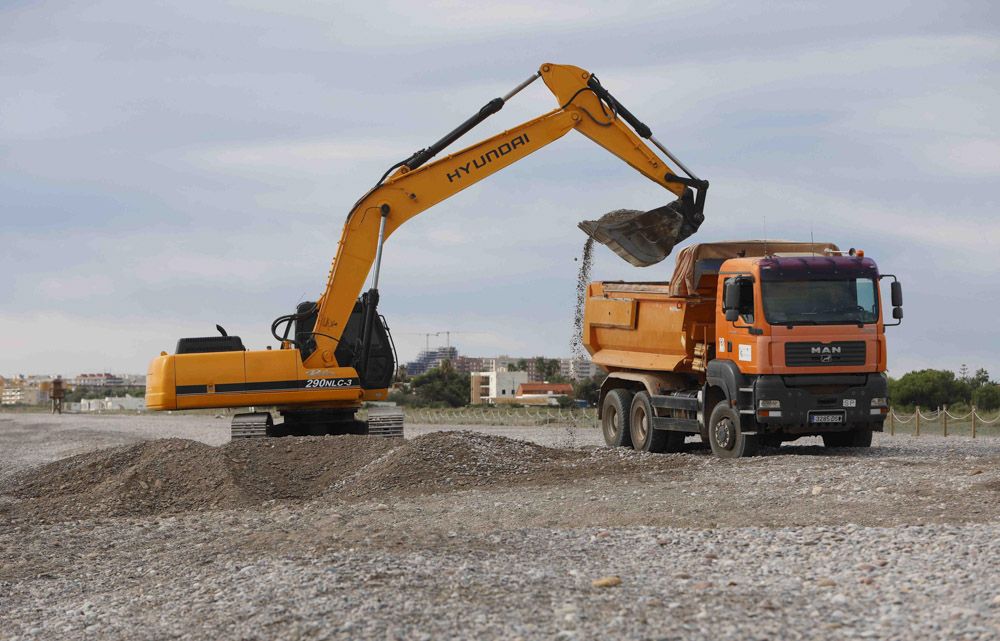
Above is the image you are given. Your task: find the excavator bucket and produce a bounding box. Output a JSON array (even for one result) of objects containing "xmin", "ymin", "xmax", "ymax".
[{"xmin": 578, "ymin": 193, "xmax": 704, "ymax": 267}]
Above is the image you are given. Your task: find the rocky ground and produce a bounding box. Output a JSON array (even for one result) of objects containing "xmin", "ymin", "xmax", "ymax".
[{"xmin": 1, "ymin": 412, "xmax": 999, "ymax": 640}]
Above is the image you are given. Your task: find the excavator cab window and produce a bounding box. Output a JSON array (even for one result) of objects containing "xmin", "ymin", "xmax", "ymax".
[{"xmin": 293, "ymin": 302, "xmax": 319, "ymax": 360}]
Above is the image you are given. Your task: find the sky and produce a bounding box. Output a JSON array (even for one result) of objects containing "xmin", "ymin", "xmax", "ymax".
[{"xmin": 1, "ymin": 0, "xmax": 998, "ymax": 378}]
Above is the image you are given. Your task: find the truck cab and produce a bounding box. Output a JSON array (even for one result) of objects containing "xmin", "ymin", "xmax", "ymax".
[{"xmin": 584, "ymin": 241, "xmax": 903, "ymax": 457}]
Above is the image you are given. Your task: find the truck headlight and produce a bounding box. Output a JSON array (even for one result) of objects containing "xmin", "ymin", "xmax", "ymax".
[
  {"xmin": 759, "ymin": 400, "xmax": 781, "ymax": 409},
  {"xmin": 870, "ymin": 397, "xmax": 888, "ymax": 407}
]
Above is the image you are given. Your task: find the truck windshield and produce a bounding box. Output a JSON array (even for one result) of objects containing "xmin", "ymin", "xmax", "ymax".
[{"xmin": 762, "ymin": 278, "xmax": 879, "ymax": 326}]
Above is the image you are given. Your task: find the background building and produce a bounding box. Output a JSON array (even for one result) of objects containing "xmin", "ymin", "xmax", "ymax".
[
  {"xmin": 76, "ymin": 396, "xmax": 146, "ymax": 412},
  {"xmin": 515, "ymin": 382, "xmax": 574, "ymax": 406},
  {"xmin": 470, "ymin": 370, "xmax": 529, "ymax": 405},
  {"xmin": 2, "ymin": 387, "xmax": 42, "ymax": 406},
  {"xmin": 560, "ymin": 358, "xmax": 598, "ymax": 381},
  {"xmin": 405, "ymin": 347, "xmax": 458, "ymax": 377},
  {"xmin": 73, "ymin": 373, "xmax": 125, "ymax": 387}
]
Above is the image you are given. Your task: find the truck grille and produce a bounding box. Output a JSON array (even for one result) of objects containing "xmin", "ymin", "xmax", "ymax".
[{"xmin": 785, "ymin": 341, "xmax": 866, "ymax": 367}]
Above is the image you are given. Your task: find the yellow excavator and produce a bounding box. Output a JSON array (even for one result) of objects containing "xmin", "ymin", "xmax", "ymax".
[{"xmin": 145, "ymin": 62, "xmax": 709, "ymax": 438}]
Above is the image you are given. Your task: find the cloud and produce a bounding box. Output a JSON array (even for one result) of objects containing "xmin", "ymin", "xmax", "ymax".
[
  {"xmin": 186, "ymin": 139, "xmax": 414, "ymax": 175},
  {"xmin": 36, "ymin": 275, "xmax": 117, "ymax": 301},
  {"xmin": 0, "ymin": 312, "xmax": 210, "ymax": 376},
  {"xmin": 928, "ymin": 138, "xmax": 1000, "ymax": 177},
  {"xmin": 1, "ymin": 0, "xmax": 998, "ymax": 376}
]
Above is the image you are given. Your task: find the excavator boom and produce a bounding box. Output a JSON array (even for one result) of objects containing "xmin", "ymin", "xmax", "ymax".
[{"xmin": 304, "ymin": 62, "xmax": 707, "ymax": 370}]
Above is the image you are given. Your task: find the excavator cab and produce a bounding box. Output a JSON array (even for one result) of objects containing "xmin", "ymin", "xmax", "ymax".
[{"xmin": 292, "ymin": 299, "xmax": 396, "ymax": 391}]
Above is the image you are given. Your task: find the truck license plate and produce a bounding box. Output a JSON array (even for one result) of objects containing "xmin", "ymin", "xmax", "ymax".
[{"xmin": 810, "ymin": 413, "xmax": 844, "ymax": 424}]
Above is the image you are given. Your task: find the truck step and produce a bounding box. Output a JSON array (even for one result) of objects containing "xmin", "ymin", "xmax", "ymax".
[{"xmin": 652, "ymin": 416, "xmax": 700, "ymax": 433}]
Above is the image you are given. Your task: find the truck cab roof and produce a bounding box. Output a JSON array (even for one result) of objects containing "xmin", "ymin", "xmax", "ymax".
[{"xmin": 668, "ymin": 241, "xmax": 841, "ymax": 297}]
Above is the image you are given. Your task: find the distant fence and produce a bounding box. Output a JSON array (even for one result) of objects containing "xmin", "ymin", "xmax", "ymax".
[
  {"xmin": 887, "ymin": 406, "xmax": 1000, "ymax": 438},
  {"xmin": 392, "ymin": 406, "xmax": 598, "ymax": 428},
  {"xmin": 376, "ymin": 404, "xmax": 1000, "ymax": 437}
]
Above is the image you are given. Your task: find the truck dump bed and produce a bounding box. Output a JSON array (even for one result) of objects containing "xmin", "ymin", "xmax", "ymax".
[{"xmin": 583, "ymin": 240, "xmax": 838, "ymax": 375}]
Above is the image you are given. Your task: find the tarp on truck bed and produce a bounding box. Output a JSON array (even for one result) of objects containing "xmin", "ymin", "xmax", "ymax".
[{"xmin": 668, "ymin": 240, "xmax": 840, "ymax": 297}]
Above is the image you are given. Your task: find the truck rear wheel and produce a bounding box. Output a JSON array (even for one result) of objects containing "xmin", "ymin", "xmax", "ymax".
[
  {"xmin": 708, "ymin": 404, "xmax": 759, "ymax": 458},
  {"xmin": 822, "ymin": 429, "xmax": 873, "ymax": 448},
  {"xmin": 630, "ymin": 392, "xmax": 684, "ymax": 453},
  {"xmin": 602, "ymin": 388, "xmax": 634, "ymax": 448},
  {"xmin": 630, "ymin": 392, "xmax": 665, "ymax": 453}
]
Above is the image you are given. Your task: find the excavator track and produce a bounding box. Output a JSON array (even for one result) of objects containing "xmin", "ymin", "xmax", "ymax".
[{"xmin": 231, "ymin": 412, "xmax": 274, "ymax": 439}]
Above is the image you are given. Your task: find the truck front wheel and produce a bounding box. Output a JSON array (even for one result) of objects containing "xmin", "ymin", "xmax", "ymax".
[
  {"xmin": 708, "ymin": 404, "xmax": 759, "ymax": 458},
  {"xmin": 602, "ymin": 388, "xmax": 634, "ymax": 448}
]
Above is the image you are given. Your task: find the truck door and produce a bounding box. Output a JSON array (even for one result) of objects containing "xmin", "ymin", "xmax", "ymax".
[{"xmin": 716, "ymin": 275, "xmax": 762, "ymax": 370}]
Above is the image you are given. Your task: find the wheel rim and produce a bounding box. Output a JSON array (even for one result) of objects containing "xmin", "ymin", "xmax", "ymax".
[
  {"xmin": 605, "ymin": 407, "xmax": 619, "ymax": 439},
  {"xmin": 634, "ymin": 406, "xmax": 648, "ymax": 444},
  {"xmin": 714, "ymin": 416, "xmax": 735, "ymax": 450}
]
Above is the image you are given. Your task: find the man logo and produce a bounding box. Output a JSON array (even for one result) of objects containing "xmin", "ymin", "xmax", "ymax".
[
  {"xmin": 811, "ymin": 344, "xmax": 841, "ymax": 364},
  {"xmin": 811, "ymin": 345, "xmax": 842, "ymax": 355}
]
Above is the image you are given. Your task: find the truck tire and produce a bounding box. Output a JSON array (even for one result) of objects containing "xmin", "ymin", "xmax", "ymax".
[
  {"xmin": 708, "ymin": 404, "xmax": 759, "ymax": 458},
  {"xmin": 822, "ymin": 429, "xmax": 873, "ymax": 448},
  {"xmin": 629, "ymin": 392, "xmax": 677, "ymax": 453},
  {"xmin": 602, "ymin": 388, "xmax": 634, "ymax": 448}
]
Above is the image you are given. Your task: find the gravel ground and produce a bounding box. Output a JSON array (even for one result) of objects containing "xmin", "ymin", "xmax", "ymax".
[{"xmin": 1, "ymin": 412, "xmax": 999, "ymax": 640}]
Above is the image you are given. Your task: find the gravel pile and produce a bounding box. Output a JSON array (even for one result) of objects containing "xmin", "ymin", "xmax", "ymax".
[
  {"xmin": 2, "ymin": 435, "xmax": 398, "ymax": 520},
  {"xmin": 2, "ymin": 430, "xmax": 692, "ymax": 519},
  {"xmin": 1, "ymin": 414, "xmax": 999, "ymax": 640},
  {"xmin": 333, "ymin": 431, "xmax": 689, "ymax": 498},
  {"xmin": 3, "ymin": 517, "xmax": 998, "ymax": 640}
]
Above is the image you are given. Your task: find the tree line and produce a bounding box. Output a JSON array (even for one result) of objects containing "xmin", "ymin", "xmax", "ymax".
[
  {"xmin": 890, "ymin": 366, "xmax": 999, "ymax": 410},
  {"xmin": 387, "ymin": 361, "xmax": 1000, "ymax": 412}
]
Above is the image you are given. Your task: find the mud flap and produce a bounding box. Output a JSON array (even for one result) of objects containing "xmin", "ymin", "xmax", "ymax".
[{"xmin": 578, "ymin": 190, "xmax": 704, "ymax": 267}]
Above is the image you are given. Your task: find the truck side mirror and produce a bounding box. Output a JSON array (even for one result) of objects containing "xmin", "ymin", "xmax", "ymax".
[
  {"xmin": 723, "ymin": 278, "xmax": 742, "ymax": 312},
  {"xmin": 892, "ymin": 307, "xmax": 903, "ymax": 320},
  {"xmin": 725, "ymin": 308, "xmax": 740, "ymax": 322},
  {"xmin": 890, "ymin": 281, "xmax": 903, "ymax": 307}
]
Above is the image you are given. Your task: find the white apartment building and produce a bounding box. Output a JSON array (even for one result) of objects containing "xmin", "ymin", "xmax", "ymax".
[{"xmin": 470, "ymin": 370, "xmax": 529, "ymax": 405}]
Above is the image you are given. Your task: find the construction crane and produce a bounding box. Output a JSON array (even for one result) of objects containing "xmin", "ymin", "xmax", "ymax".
[
  {"xmin": 144, "ymin": 62, "xmax": 709, "ymax": 439},
  {"xmin": 402, "ymin": 331, "xmax": 481, "ymax": 351}
]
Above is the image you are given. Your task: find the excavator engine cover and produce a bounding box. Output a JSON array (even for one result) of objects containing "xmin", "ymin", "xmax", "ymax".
[{"xmin": 578, "ymin": 191, "xmax": 704, "ymax": 267}]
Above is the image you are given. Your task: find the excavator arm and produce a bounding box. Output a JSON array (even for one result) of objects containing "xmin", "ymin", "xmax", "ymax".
[
  {"xmin": 302, "ymin": 62, "xmax": 708, "ymax": 370},
  {"xmin": 146, "ymin": 62, "xmax": 709, "ymax": 424}
]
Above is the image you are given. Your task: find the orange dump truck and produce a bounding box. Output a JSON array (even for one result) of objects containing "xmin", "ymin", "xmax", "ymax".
[{"xmin": 583, "ymin": 241, "xmax": 904, "ymax": 457}]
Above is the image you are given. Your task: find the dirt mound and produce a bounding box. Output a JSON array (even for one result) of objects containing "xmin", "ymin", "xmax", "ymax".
[
  {"xmin": 2, "ymin": 431, "xmax": 691, "ymax": 521},
  {"xmin": 4, "ymin": 436, "xmax": 399, "ymax": 520},
  {"xmin": 331, "ymin": 431, "xmax": 685, "ymax": 498},
  {"xmin": 332, "ymin": 431, "xmax": 577, "ymax": 498},
  {"xmin": 222, "ymin": 435, "xmax": 398, "ymax": 501},
  {"xmin": 6, "ymin": 439, "xmax": 237, "ymax": 518}
]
